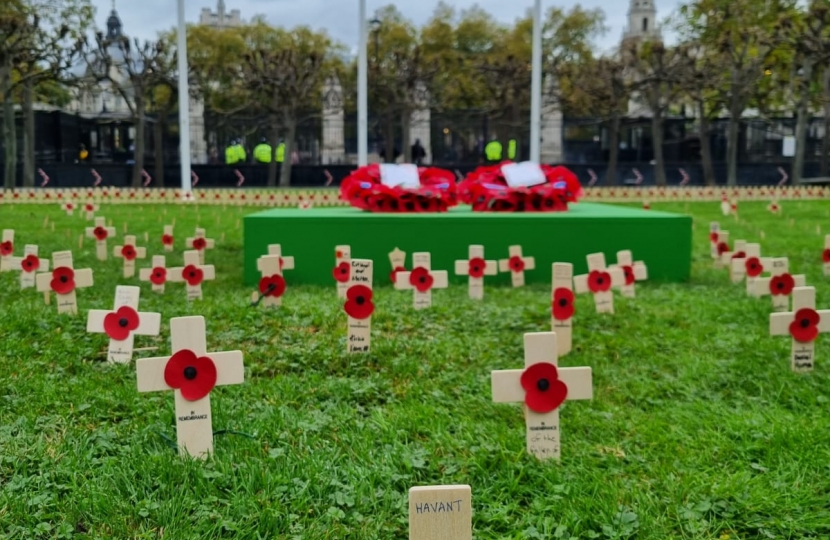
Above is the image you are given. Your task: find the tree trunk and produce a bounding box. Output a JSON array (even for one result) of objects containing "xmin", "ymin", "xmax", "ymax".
[
  {"xmin": 1, "ymin": 64, "xmax": 17, "ymax": 189},
  {"xmin": 278, "ymin": 118, "xmax": 296, "ymax": 187},
  {"xmin": 22, "ymin": 78, "xmax": 35, "ymax": 187},
  {"xmin": 606, "ymin": 114, "xmax": 620, "ymax": 186},
  {"xmin": 792, "ymin": 63, "xmax": 812, "ymax": 186},
  {"xmin": 401, "ymin": 109, "xmax": 411, "ymax": 163},
  {"xmin": 652, "ymin": 108, "xmax": 666, "ymax": 186},
  {"xmin": 153, "ymin": 114, "xmax": 165, "ymax": 187},
  {"xmin": 266, "ymin": 113, "xmax": 279, "ymax": 187},
  {"xmin": 132, "ymin": 99, "xmax": 146, "ymax": 188},
  {"xmin": 698, "ymin": 103, "xmax": 716, "ymax": 186},
  {"xmin": 821, "ymin": 66, "xmax": 830, "ymax": 177}
]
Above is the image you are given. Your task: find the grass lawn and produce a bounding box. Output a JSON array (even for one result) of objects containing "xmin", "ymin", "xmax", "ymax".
[{"xmin": 1, "ymin": 201, "xmax": 830, "ymax": 539}]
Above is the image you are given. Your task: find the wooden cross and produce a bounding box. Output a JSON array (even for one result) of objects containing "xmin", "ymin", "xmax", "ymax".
[
  {"xmin": 823, "ymin": 234, "xmax": 830, "ymax": 276},
  {"xmin": 333, "ymin": 244, "xmax": 351, "ymax": 298},
  {"xmin": 253, "ymin": 255, "xmax": 286, "ymax": 308},
  {"xmin": 770, "ymin": 287, "xmax": 830, "ymax": 372},
  {"xmin": 136, "ymin": 316, "xmax": 244, "ymax": 458},
  {"xmin": 61, "ymin": 201, "xmax": 75, "ymax": 216},
  {"xmin": 498, "ymin": 245, "xmax": 535, "ymax": 287},
  {"xmin": 12, "ymin": 244, "xmax": 49, "ymax": 290},
  {"xmin": 84, "ymin": 201, "xmax": 99, "ymax": 220},
  {"xmin": 168, "ymin": 250, "xmax": 215, "ymax": 301},
  {"xmin": 35, "ymin": 250, "xmax": 94, "ymax": 315},
  {"xmin": 551, "ymin": 263, "xmax": 574, "ymax": 356},
  {"xmin": 0, "ymin": 229, "xmax": 15, "ymax": 271},
  {"xmin": 394, "ymin": 252, "xmax": 449, "ymax": 309},
  {"xmin": 162, "ymin": 225, "xmax": 175, "ymax": 252},
  {"xmin": 491, "ymin": 332, "xmax": 592, "ymax": 460},
  {"xmin": 87, "ymin": 285, "xmax": 161, "ymax": 364},
  {"xmin": 261, "ymin": 244, "xmax": 295, "ymax": 275},
  {"xmin": 709, "ymin": 221, "xmax": 720, "ymax": 259},
  {"xmin": 719, "ymin": 239, "xmax": 747, "ymax": 282},
  {"xmin": 389, "ymin": 247, "xmax": 407, "ymax": 284},
  {"xmin": 85, "ymin": 217, "xmax": 116, "ymax": 261},
  {"xmin": 454, "ymin": 245, "xmax": 497, "ymax": 300},
  {"xmin": 186, "ymin": 228, "xmax": 215, "ymax": 265},
  {"xmin": 752, "ymin": 257, "xmax": 806, "ymax": 312},
  {"xmin": 113, "ymin": 235, "xmax": 147, "ymax": 278},
  {"xmin": 573, "ymin": 253, "xmax": 625, "ymax": 314},
  {"xmin": 609, "ymin": 250, "xmax": 648, "ymax": 298},
  {"xmin": 735, "ymin": 243, "xmax": 771, "ymax": 296},
  {"xmin": 409, "ymin": 485, "xmax": 472, "ymax": 540},
  {"xmin": 344, "ymin": 259, "xmax": 373, "ymax": 353},
  {"xmin": 139, "ymin": 255, "xmax": 168, "ymax": 293}
]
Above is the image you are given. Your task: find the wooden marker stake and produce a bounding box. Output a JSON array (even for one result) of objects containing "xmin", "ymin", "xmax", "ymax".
[
  {"xmin": 344, "ymin": 259, "xmax": 373, "ymax": 353},
  {"xmin": 85, "ymin": 217, "xmax": 116, "ymax": 261},
  {"xmin": 86, "ymin": 285, "xmax": 161, "ymax": 363},
  {"xmin": 139, "ymin": 255, "xmax": 168, "ymax": 293},
  {"xmin": 770, "ymin": 286, "xmax": 830, "ymax": 372},
  {"xmin": 389, "ymin": 247, "xmax": 407, "ymax": 285},
  {"xmin": 185, "ymin": 228, "xmax": 215, "ymax": 265},
  {"xmin": 609, "ymin": 250, "xmax": 648, "ymax": 297},
  {"xmin": 0, "ymin": 229, "xmax": 16, "ymax": 272},
  {"xmin": 35, "ymin": 251, "xmax": 94, "ymax": 315},
  {"xmin": 491, "ymin": 332, "xmax": 593, "ymax": 460},
  {"xmin": 752, "ymin": 257, "xmax": 806, "ymax": 312},
  {"xmin": 551, "ymin": 263, "xmax": 574, "ymax": 356},
  {"xmin": 253, "ymin": 255, "xmax": 286, "ymax": 307},
  {"xmin": 12, "ymin": 245, "xmax": 50, "ymax": 289},
  {"xmin": 498, "ymin": 245, "xmax": 535, "ymax": 287},
  {"xmin": 409, "ymin": 485, "xmax": 472, "ymax": 540},
  {"xmin": 136, "ymin": 316, "xmax": 244, "ymax": 458},
  {"xmin": 823, "ymin": 235, "xmax": 830, "ymax": 276},
  {"xmin": 113, "ymin": 235, "xmax": 147, "ymax": 278},
  {"xmin": 573, "ymin": 253, "xmax": 625, "ymax": 314},
  {"xmin": 395, "ymin": 252, "xmax": 449, "ymax": 309},
  {"xmin": 168, "ymin": 250, "xmax": 216, "ymax": 301},
  {"xmin": 454, "ymin": 245, "xmax": 497, "ymax": 300},
  {"xmin": 162, "ymin": 225, "xmax": 175, "ymax": 252},
  {"xmin": 333, "ymin": 244, "xmax": 351, "ymax": 299}
]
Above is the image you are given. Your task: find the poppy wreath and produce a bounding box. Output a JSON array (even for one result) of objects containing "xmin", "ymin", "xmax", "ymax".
[
  {"xmin": 789, "ymin": 308, "xmax": 821, "ymax": 343},
  {"xmin": 458, "ymin": 162, "xmax": 582, "ymax": 212},
  {"xmin": 339, "ymin": 165, "xmax": 458, "ymax": 213},
  {"xmin": 103, "ymin": 306, "xmax": 140, "ymax": 341},
  {"xmin": 769, "ymin": 274, "xmax": 795, "ymax": 296},
  {"xmin": 552, "ymin": 288, "xmax": 575, "ymax": 320},
  {"xmin": 259, "ymin": 274, "xmax": 286, "ymax": 297},
  {"xmin": 333, "ymin": 261, "xmax": 350, "ymax": 283},
  {"xmin": 745, "ymin": 257, "xmax": 764, "ymax": 277},
  {"xmin": 344, "ymin": 285, "xmax": 374, "ymax": 319},
  {"xmin": 21, "ymin": 254, "xmax": 40, "ymax": 273},
  {"xmin": 0, "ymin": 240, "xmax": 13, "ymax": 256},
  {"xmin": 164, "ymin": 349, "xmax": 217, "ymax": 401},
  {"xmin": 520, "ymin": 362, "xmax": 568, "ymax": 413},
  {"xmin": 150, "ymin": 267, "xmax": 167, "ymax": 285}
]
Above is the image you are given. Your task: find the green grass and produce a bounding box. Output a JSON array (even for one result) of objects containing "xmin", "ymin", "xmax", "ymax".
[{"xmin": 1, "ymin": 201, "xmax": 830, "ymax": 539}]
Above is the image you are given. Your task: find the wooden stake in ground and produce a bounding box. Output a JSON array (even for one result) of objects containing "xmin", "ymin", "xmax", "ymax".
[
  {"xmin": 168, "ymin": 250, "xmax": 215, "ymax": 301},
  {"xmin": 85, "ymin": 217, "xmax": 116, "ymax": 261},
  {"xmin": 454, "ymin": 245, "xmax": 497, "ymax": 300},
  {"xmin": 395, "ymin": 252, "xmax": 449, "ymax": 309},
  {"xmin": 86, "ymin": 285, "xmax": 161, "ymax": 364},
  {"xmin": 139, "ymin": 255, "xmax": 168, "ymax": 293},
  {"xmin": 113, "ymin": 235, "xmax": 147, "ymax": 278},
  {"xmin": 491, "ymin": 332, "xmax": 593, "ymax": 460},
  {"xmin": 389, "ymin": 247, "xmax": 407, "ymax": 285},
  {"xmin": 83, "ymin": 201, "xmax": 99, "ymax": 220},
  {"xmin": 551, "ymin": 263, "xmax": 574, "ymax": 356},
  {"xmin": 253, "ymin": 255, "xmax": 286, "ymax": 308},
  {"xmin": 713, "ymin": 231, "xmax": 730, "ymax": 268},
  {"xmin": 333, "ymin": 245, "xmax": 351, "ymax": 298},
  {"xmin": 186, "ymin": 228, "xmax": 215, "ymax": 265},
  {"xmin": 498, "ymin": 245, "xmax": 535, "ymax": 287},
  {"xmin": 344, "ymin": 259, "xmax": 374, "ymax": 353},
  {"xmin": 12, "ymin": 245, "xmax": 49, "ymax": 289},
  {"xmin": 770, "ymin": 287, "xmax": 830, "ymax": 372},
  {"xmin": 0, "ymin": 229, "xmax": 16, "ymax": 272},
  {"xmin": 136, "ymin": 316, "xmax": 244, "ymax": 458},
  {"xmin": 709, "ymin": 222, "xmax": 720, "ymax": 259},
  {"xmin": 409, "ymin": 485, "xmax": 472, "ymax": 540},
  {"xmin": 162, "ymin": 225, "xmax": 175, "ymax": 252},
  {"xmin": 823, "ymin": 235, "xmax": 830, "ymax": 276},
  {"xmin": 573, "ymin": 253, "xmax": 625, "ymax": 314},
  {"xmin": 753, "ymin": 257, "xmax": 806, "ymax": 312},
  {"xmin": 35, "ymin": 251, "xmax": 94, "ymax": 315},
  {"xmin": 609, "ymin": 250, "xmax": 648, "ymax": 298},
  {"xmin": 721, "ymin": 239, "xmax": 747, "ymax": 283}
]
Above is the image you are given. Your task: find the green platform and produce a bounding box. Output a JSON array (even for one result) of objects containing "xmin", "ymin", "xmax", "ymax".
[{"xmin": 243, "ymin": 203, "xmax": 692, "ymax": 286}]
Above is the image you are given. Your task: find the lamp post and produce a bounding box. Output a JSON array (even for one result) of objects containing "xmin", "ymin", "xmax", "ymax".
[
  {"xmin": 358, "ymin": 0, "xmax": 368, "ymax": 166},
  {"xmin": 530, "ymin": 0, "xmax": 542, "ymax": 164},
  {"xmin": 176, "ymin": 0, "xmax": 192, "ymax": 197}
]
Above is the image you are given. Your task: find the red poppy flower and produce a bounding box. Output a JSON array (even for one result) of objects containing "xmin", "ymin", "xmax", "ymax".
[
  {"xmin": 468, "ymin": 257, "xmax": 486, "ymax": 278},
  {"xmin": 622, "ymin": 265, "xmax": 635, "ymax": 286},
  {"xmin": 93, "ymin": 226, "xmax": 108, "ymax": 241},
  {"xmin": 103, "ymin": 306, "xmax": 140, "ymax": 341},
  {"xmin": 769, "ymin": 274, "xmax": 795, "ymax": 296},
  {"xmin": 85, "ymin": 203, "xmax": 94, "ymax": 212},
  {"xmin": 716, "ymin": 242, "xmax": 729, "ymax": 255},
  {"xmin": 150, "ymin": 267, "xmax": 166, "ymax": 285},
  {"xmin": 409, "ymin": 266, "xmax": 434, "ymax": 292},
  {"xmin": 552, "ymin": 288, "xmax": 575, "ymax": 320},
  {"xmin": 731, "ymin": 251, "xmax": 746, "ymax": 260},
  {"xmin": 745, "ymin": 257, "xmax": 763, "ymax": 277},
  {"xmin": 588, "ymin": 270, "xmax": 612, "ymax": 293},
  {"xmin": 182, "ymin": 264, "xmax": 204, "ymax": 286},
  {"xmin": 50, "ymin": 267, "xmax": 75, "ymax": 294},
  {"xmin": 822, "ymin": 248, "xmax": 830, "ymax": 263},
  {"xmin": 65, "ymin": 203, "xmax": 74, "ymax": 210},
  {"xmin": 192, "ymin": 237, "xmax": 207, "ymax": 251},
  {"xmin": 162, "ymin": 234, "xmax": 174, "ymax": 246},
  {"xmin": 508, "ymin": 255, "xmax": 525, "ymax": 273},
  {"xmin": 21, "ymin": 254, "xmax": 40, "ymax": 273},
  {"xmin": 0, "ymin": 240, "xmax": 13, "ymax": 256},
  {"xmin": 259, "ymin": 274, "xmax": 286, "ymax": 297},
  {"xmin": 121, "ymin": 245, "xmax": 137, "ymax": 261},
  {"xmin": 389, "ymin": 265, "xmax": 406, "ymax": 284},
  {"xmin": 344, "ymin": 284, "xmax": 374, "ymax": 319},
  {"xmin": 709, "ymin": 232, "xmax": 718, "ymax": 243},
  {"xmin": 789, "ymin": 308, "xmax": 821, "ymax": 343},
  {"xmin": 520, "ymin": 362, "xmax": 568, "ymax": 413},
  {"xmin": 163, "ymin": 348, "xmax": 217, "ymax": 401},
  {"xmin": 333, "ymin": 261, "xmax": 350, "ymax": 283}
]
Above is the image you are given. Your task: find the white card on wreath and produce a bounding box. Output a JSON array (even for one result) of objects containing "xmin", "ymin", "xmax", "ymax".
[
  {"xmin": 380, "ymin": 164, "xmax": 420, "ymax": 189},
  {"xmin": 501, "ymin": 162, "xmax": 546, "ymax": 188}
]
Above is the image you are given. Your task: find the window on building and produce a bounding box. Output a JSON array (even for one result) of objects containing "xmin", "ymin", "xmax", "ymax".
[{"xmin": 643, "ymin": 18, "xmax": 649, "ymax": 32}]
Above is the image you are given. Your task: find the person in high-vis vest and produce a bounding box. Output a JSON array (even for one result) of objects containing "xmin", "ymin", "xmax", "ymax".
[
  {"xmin": 485, "ymin": 138, "xmax": 502, "ymax": 162},
  {"xmin": 234, "ymin": 140, "xmax": 247, "ymax": 164},
  {"xmin": 254, "ymin": 138, "xmax": 272, "ymax": 163},
  {"xmin": 225, "ymin": 140, "xmax": 239, "ymax": 165},
  {"xmin": 275, "ymin": 140, "xmax": 286, "ymax": 164},
  {"xmin": 507, "ymin": 139, "xmax": 517, "ymax": 160}
]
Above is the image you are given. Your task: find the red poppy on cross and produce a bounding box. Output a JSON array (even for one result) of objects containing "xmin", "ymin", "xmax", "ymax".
[
  {"xmin": 454, "ymin": 245, "xmax": 497, "ymax": 300},
  {"xmin": 86, "ymin": 286, "xmax": 161, "ymax": 364},
  {"xmin": 770, "ymin": 287, "xmax": 830, "ymax": 372}
]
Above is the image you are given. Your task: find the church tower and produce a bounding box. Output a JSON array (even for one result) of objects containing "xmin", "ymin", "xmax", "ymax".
[
  {"xmin": 105, "ymin": 2, "xmax": 124, "ymax": 41},
  {"xmin": 623, "ymin": 0, "xmax": 660, "ymax": 41}
]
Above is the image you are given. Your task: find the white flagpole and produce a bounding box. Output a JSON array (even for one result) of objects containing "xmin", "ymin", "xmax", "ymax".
[
  {"xmin": 530, "ymin": 0, "xmax": 543, "ymax": 163},
  {"xmin": 176, "ymin": 0, "xmax": 192, "ymax": 197},
  {"xmin": 357, "ymin": 0, "xmax": 368, "ymax": 166}
]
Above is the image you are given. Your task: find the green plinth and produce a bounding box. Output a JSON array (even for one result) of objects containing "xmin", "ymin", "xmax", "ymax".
[{"xmin": 243, "ymin": 203, "xmax": 692, "ymax": 286}]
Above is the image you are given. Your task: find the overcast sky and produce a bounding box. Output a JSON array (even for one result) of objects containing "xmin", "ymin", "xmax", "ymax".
[{"xmin": 98, "ymin": 0, "xmax": 682, "ymax": 54}]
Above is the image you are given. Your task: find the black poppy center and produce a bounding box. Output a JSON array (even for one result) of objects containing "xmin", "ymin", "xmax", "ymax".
[
  {"xmin": 777, "ymin": 282, "xmax": 784, "ymax": 290},
  {"xmin": 340, "ymin": 268, "xmax": 347, "ymax": 275},
  {"xmin": 60, "ymin": 276, "xmax": 68, "ymax": 283},
  {"xmin": 801, "ymin": 318, "xmax": 811, "ymax": 328},
  {"xmin": 537, "ymin": 378, "xmax": 550, "ymax": 392},
  {"xmin": 184, "ymin": 366, "xmax": 197, "ymax": 380},
  {"xmin": 559, "ymin": 298, "xmax": 568, "ymax": 307},
  {"xmin": 189, "ymin": 271, "xmax": 196, "ymax": 278},
  {"xmin": 597, "ymin": 277, "xmax": 604, "ymax": 285},
  {"xmin": 356, "ymin": 296, "xmax": 365, "ymax": 305},
  {"xmin": 472, "ymin": 265, "xmax": 480, "ymax": 272},
  {"xmin": 419, "ymin": 276, "xmax": 426, "ymax": 283},
  {"xmin": 118, "ymin": 318, "xmax": 129, "ymax": 328}
]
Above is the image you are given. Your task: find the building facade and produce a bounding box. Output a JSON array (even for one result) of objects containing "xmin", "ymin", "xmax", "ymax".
[{"xmin": 199, "ymin": 0, "xmax": 244, "ymax": 29}]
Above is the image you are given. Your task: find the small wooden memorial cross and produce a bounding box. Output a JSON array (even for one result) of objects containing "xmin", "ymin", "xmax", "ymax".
[
  {"xmin": 61, "ymin": 201, "xmax": 75, "ymax": 216},
  {"xmin": 823, "ymin": 235, "xmax": 830, "ymax": 276},
  {"xmin": 139, "ymin": 255, "xmax": 168, "ymax": 293},
  {"xmin": 709, "ymin": 222, "xmax": 720, "ymax": 260},
  {"xmin": 0, "ymin": 229, "xmax": 15, "ymax": 271},
  {"xmin": 454, "ymin": 245, "xmax": 497, "ymax": 300},
  {"xmin": 609, "ymin": 250, "xmax": 648, "ymax": 298},
  {"xmin": 35, "ymin": 250, "xmax": 94, "ymax": 315},
  {"xmin": 84, "ymin": 201, "xmax": 99, "ymax": 220},
  {"xmin": 343, "ymin": 259, "xmax": 374, "ymax": 353},
  {"xmin": 395, "ymin": 252, "xmax": 449, "ymax": 309},
  {"xmin": 12, "ymin": 245, "xmax": 49, "ymax": 290},
  {"xmin": 491, "ymin": 332, "xmax": 592, "ymax": 460},
  {"xmin": 498, "ymin": 245, "xmax": 535, "ymax": 287},
  {"xmin": 87, "ymin": 285, "xmax": 161, "ymax": 364},
  {"xmin": 720, "ymin": 239, "xmax": 747, "ymax": 282},
  {"xmin": 770, "ymin": 286, "xmax": 830, "ymax": 372},
  {"xmin": 85, "ymin": 217, "xmax": 116, "ymax": 261},
  {"xmin": 114, "ymin": 235, "xmax": 147, "ymax": 278},
  {"xmin": 389, "ymin": 247, "xmax": 407, "ymax": 285},
  {"xmin": 573, "ymin": 253, "xmax": 625, "ymax": 314},
  {"xmin": 261, "ymin": 244, "xmax": 295, "ymax": 276},
  {"xmin": 551, "ymin": 263, "xmax": 574, "ymax": 356},
  {"xmin": 162, "ymin": 225, "xmax": 175, "ymax": 252},
  {"xmin": 168, "ymin": 250, "xmax": 215, "ymax": 301},
  {"xmin": 737, "ymin": 243, "xmax": 772, "ymax": 296},
  {"xmin": 752, "ymin": 257, "xmax": 806, "ymax": 312},
  {"xmin": 136, "ymin": 316, "xmax": 244, "ymax": 458},
  {"xmin": 253, "ymin": 255, "xmax": 286, "ymax": 308},
  {"xmin": 712, "ymin": 231, "xmax": 730, "ymax": 268},
  {"xmin": 186, "ymin": 228, "xmax": 215, "ymax": 265},
  {"xmin": 409, "ymin": 485, "xmax": 472, "ymax": 540},
  {"xmin": 333, "ymin": 244, "xmax": 351, "ymax": 298}
]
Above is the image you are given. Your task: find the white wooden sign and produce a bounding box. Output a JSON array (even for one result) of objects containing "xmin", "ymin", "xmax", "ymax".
[
  {"xmin": 162, "ymin": 225, "xmax": 175, "ymax": 252},
  {"xmin": 501, "ymin": 162, "xmax": 546, "ymax": 188},
  {"xmin": 344, "ymin": 259, "xmax": 374, "ymax": 353},
  {"xmin": 573, "ymin": 253, "xmax": 625, "ymax": 314},
  {"xmin": 0, "ymin": 229, "xmax": 15, "ymax": 271},
  {"xmin": 113, "ymin": 235, "xmax": 147, "ymax": 278},
  {"xmin": 253, "ymin": 254, "xmax": 286, "ymax": 308},
  {"xmin": 139, "ymin": 255, "xmax": 168, "ymax": 293},
  {"xmin": 609, "ymin": 250, "xmax": 648, "ymax": 298},
  {"xmin": 168, "ymin": 250, "xmax": 215, "ymax": 301},
  {"xmin": 409, "ymin": 485, "xmax": 472, "ymax": 540},
  {"xmin": 753, "ymin": 258, "xmax": 806, "ymax": 312},
  {"xmin": 35, "ymin": 250, "xmax": 94, "ymax": 315},
  {"xmin": 395, "ymin": 252, "xmax": 449, "ymax": 309},
  {"xmin": 389, "ymin": 247, "xmax": 407, "ymax": 285},
  {"xmin": 186, "ymin": 228, "xmax": 215, "ymax": 265},
  {"xmin": 333, "ymin": 244, "xmax": 351, "ymax": 298},
  {"xmin": 454, "ymin": 245, "xmax": 497, "ymax": 300},
  {"xmin": 551, "ymin": 263, "xmax": 574, "ymax": 356},
  {"xmin": 770, "ymin": 287, "xmax": 830, "ymax": 372},
  {"xmin": 12, "ymin": 245, "xmax": 49, "ymax": 289},
  {"xmin": 380, "ymin": 163, "xmax": 420, "ymax": 188},
  {"xmin": 85, "ymin": 217, "xmax": 116, "ymax": 261},
  {"xmin": 498, "ymin": 245, "xmax": 535, "ymax": 287},
  {"xmin": 87, "ymin": 285, "xmax": 161, "ymax": 363}
]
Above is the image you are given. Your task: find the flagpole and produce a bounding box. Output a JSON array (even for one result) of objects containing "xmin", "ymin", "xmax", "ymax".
[
  {"xmin": 357, "ymin": 0, "xmax": 368, "ymax": 166},
  {"xmin": 530, "ymin": 0, "xmax": 543, "ymax": 163},
  {"xmin": 176, "ymin": 0, "xmax": 192, "ymax": 197}
]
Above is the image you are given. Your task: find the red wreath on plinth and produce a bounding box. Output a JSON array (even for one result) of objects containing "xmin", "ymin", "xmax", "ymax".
[
  {"xmin": 339, "ymin": 165, "xmax": 458, "ymax": 212},
  {"xmin": 458, "ymin": 162, "xmax": 583, "ymax": 212}
]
